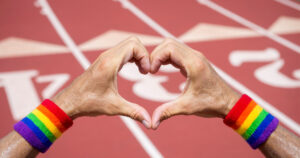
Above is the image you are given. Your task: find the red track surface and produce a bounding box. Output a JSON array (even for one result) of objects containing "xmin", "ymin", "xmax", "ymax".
[{"xmin": 0, "ymin": 0, "xmax": 299, "ymax": 157}]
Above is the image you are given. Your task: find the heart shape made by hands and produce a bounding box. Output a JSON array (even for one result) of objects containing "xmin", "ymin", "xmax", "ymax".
[
  {"xmin": 113, "ymin": 37, "xmax": 239, "ymax": 130},
  {"xmin": 60, "ymin": 36, "xmax": 239, "ymax": 130}
]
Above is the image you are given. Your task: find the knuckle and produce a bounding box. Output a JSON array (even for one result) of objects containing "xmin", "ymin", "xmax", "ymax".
[
  {"xmin": 126, "ymin": 36, "xmax": 141, "ymax": 47},
  {"xmin": 129, "ymin": 108, "xmax": 142, "ymax": 120},
  {"xmin": 163, "ymin": 38, "xmax": 176, "ymax": 45},
  {"xmin": 127, "ymin": 36, "xmax": 140, "ymax": 42},
  {"xmin": 193, "ymin": 59, "xmax": 205, "ymax": 70},
  {"xmin": 97, "ymin": 60, "xmax": 115, "ymax": 74},
  {"xmin": 194, "ymin": 51, "xmax": 206, "ymax": 62},
  {"xmin": 164, "ymin": 38, "xmax": 176, "ymax": 46},
  {"xmin": 187, "ymin": 57, "xmax": 205, "ymax": 76},
  {"xmin": 99, "ymin": 59, "xmax": 111, "ymax": 69},
  {"xmin": 161, "ymin": 109, "xmax": 172, "ymax": 121},
  {"xmin": 163, "ymin": 39, "xmax": 177, "ymax": 50},
  {"xmin": 165, "ymin": 43, "xmax": 176, "ymax": 52},
  {"xmin": 181, "ymin": 104, "xmax": 192, "ymax": 115},
  {"xmin": 127, "ymin": 40, "xmax": 140, "ymax": 50},
  {"xmin": 176, "ymin": 98, "xmax": 191, "ymax": 115},
  {"xmin": 103, "ymin": 105, "xmax": 117, "ymax": 116}
]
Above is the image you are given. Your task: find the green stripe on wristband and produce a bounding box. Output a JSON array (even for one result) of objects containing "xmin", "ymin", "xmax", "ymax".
[
  {"xmin": 243, "ymin": 110, "xmax": 268, "ymax": 139},
  {"xmin": 27, "ymin": 113, "xmax": 56, "ymax": 142}
]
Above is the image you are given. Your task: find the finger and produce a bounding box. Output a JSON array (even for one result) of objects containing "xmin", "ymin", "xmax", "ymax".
[
  {"xmin": 120, "ymin": 37, "xmax": 150, "ymax": 74},
  {"xmin": 117, "ymin": 97, "xmax": 152, "ymax": 129},
  {"xmin": 150, "ymin": 39, "xmax": 188, "ymax": 76},
  {"xmin": 135, "ymin": 60, "xmax": 147, "ymax": 74},
  {"xmin": 151, "ymin": 98, "xmax": 186, "ymax": 130}
]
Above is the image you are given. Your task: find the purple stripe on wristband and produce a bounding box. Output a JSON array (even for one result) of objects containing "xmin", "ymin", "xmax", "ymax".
[
  {"xmin": 252, "ymin": 117, "xmax": 279, "ymax": 149},
  {"xmin": 14, "ymin": 121, "xmax": 48, "ymax": 153}
]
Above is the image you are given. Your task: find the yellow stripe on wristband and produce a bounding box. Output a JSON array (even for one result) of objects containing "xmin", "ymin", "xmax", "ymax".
[
  {"xmin": 32, "ymin": 109, "xmax": 62, "ymax": 138},
  {"xmin": 236, "ymin": 105, "xmax": 263, "ymax": 135}
]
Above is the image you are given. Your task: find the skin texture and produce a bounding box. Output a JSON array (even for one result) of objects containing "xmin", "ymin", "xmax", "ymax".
[
  {"xmin": 149, "ymin": 39, "xmax": 300, "ymax": 158},
  {"xmin": 260, "ymin": 125, "xmax": 300, "ymax": 158},
  {"xmin": 51, "ymin": 36, "xmax": 152, "ymax": 125},
  {"xmin": 0, "ymin": 37, "xmax": 152, "ymax": 158},
  {"xmin": 0, "ymin": 37, "xmax": 299, "ymax": 158},
  {"xmin": 150, "ymin": 38, "xmax": 241, "ymax": 128}
]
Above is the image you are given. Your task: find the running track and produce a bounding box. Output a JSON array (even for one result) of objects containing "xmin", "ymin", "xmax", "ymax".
[{"xmin": 0, "ymin": 0, "xmax": 300, "ymax": 157}]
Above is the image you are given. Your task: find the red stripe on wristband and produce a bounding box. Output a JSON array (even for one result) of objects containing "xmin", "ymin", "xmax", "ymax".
[
  {"xmin": 223, "ymin": 94, "xmax": 252, "ymax": 127},
  {"xmin": 232, "ymin": 100, "xmax": 256, "ymax": 129},
  {"xmin": 42, "ymin": 99, "xmax": 73, "ymax": 129},
  {"xmin": 37, "ymin": 105, "xmax": 67, "ymax": 132}
]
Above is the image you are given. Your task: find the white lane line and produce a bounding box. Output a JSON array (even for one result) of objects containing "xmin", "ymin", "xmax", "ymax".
[
  {"xmin": 274, "ymin": 0, "xmax": 300, "ymax": 11},
  {"xmin": 35, "ymin": 0, "xmax": 90, "ymax": 70},
  {"xmin": 197, "ymin": 0, "xmax": 300, "ymax": 54},
  {"xmin": 35, "ymin": 0, "xmax": 163, "ymax": 157},
  {"xmin": 115, "ymin": 0, "xmax": 300, "ymax": 135}
]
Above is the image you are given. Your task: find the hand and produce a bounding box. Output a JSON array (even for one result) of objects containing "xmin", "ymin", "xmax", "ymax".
[
  {"xmin": 150, "ymin": 38, "xmax": 241, "ymax": 129},
  {"xmin": 52, "ymin": 37, "xmax": 152, "ymax": 128}
]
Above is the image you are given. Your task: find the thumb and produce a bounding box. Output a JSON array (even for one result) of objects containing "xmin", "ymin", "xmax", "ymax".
[
  {"xmin": 117, "ymin": 98, "xmax": 152, "ymax": 129},
  {"xmin": 152, "ymin": 98, "xmax": 185, "ymax": 130}
]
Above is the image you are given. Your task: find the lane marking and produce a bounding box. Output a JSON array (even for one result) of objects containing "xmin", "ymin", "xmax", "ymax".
[
  {"xmin": 197, "ymin": 0, "xmax": 300, "ymax": 54},
  {"xmin": 274, "ymin": 0, "xmax": 300, "ymax": 11},
  {"xmin": 116, "ymin": 0, "xmax": 300, "ymax": 135},
  {"xmin": 35, "ymin": 0, "xmax": 163, "ymax": 157}
]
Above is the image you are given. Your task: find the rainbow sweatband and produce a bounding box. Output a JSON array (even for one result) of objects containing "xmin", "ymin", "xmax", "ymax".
[
  {"xmin": 224, "ymin": 94, "xmax": 279, "ymax": 149},
  {"xmin": 14, "ymin": 99, "xmax": 73, "ymax": 153}
]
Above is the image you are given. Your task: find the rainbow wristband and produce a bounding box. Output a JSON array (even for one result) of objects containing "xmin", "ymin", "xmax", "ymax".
[
  {"xmin": 224, "ymin": 94, "xmax": 279, "ymax": 149},
  {"xmin": 14, "ymin": 99, "xmax": 73, "ymax": 153}
]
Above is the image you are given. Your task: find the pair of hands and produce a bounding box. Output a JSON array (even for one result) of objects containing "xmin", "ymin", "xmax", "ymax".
[{"xmin": 52, "ymin": 37, "xmax": 240, "ymax": 130}]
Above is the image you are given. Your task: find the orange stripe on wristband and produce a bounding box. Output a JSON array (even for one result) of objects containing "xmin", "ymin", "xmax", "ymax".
[
  {"xmin": 233, "ymin": 100, "xmax": 256, "ymax": 129},
  {"xmin": 42, "ymin": 100, "xmax": 73, "ymax": 129},
  {"xmin": 37, "ymin": 105, "xmax": 66, "ymax": 133},
  {"xmin": 224, "ymin": 94, "xmax": 252, "ymax": 127}
]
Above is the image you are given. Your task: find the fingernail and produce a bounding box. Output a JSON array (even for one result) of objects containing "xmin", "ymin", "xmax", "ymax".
[
  {"xmin": 141, "ymin": 111, "xmax": 151, "ymax": 123},
  {"xmin": 141, "ymin": 58, "xmax": 150, "ymax": 73},
  {"xmin": 153, "ymin": 121, "xmax": 160, "ymax": 130},
  {"xmin": 150, "ymin": 60, "xmax": 157, "ymax": 73},
  {"xmin": 145, "ymin": 59, "xmax": 150, "ymax": 72},
  {"xmin": 142, "ymin": 120, "xmax": 151, "ymax": 129}
]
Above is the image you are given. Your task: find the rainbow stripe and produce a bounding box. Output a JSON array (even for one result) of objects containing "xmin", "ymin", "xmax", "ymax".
[
  {"xmin": 14, "ymin": 99, "xmax": 73, "ymax": 153},
  {"xmin": 224, "ymin": 95, "xmax": 279, "ymax": 149}
]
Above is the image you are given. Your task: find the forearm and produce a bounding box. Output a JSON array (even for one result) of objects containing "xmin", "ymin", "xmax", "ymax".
[
  {"xmin": 259, "ymin": 125, "xmax": 300, "ymax": 158},
  {"xmin": 0, "ymin": 131, "xmax": 39, "ymax": 158}
]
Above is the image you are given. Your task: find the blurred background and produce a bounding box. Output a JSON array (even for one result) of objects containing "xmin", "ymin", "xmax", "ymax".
[{"xmin": 0, "ymin": 0, "xmax": 300, "ymax": 157}]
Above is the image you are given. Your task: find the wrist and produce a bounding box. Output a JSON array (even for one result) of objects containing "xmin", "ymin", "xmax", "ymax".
[
  {"xmin": 51, "ymin": 88, "xmax": 81, "ymax": 120},
  {"xmin": 220, "ymin": 91, "xmax": 241, "ymax": 118}
]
